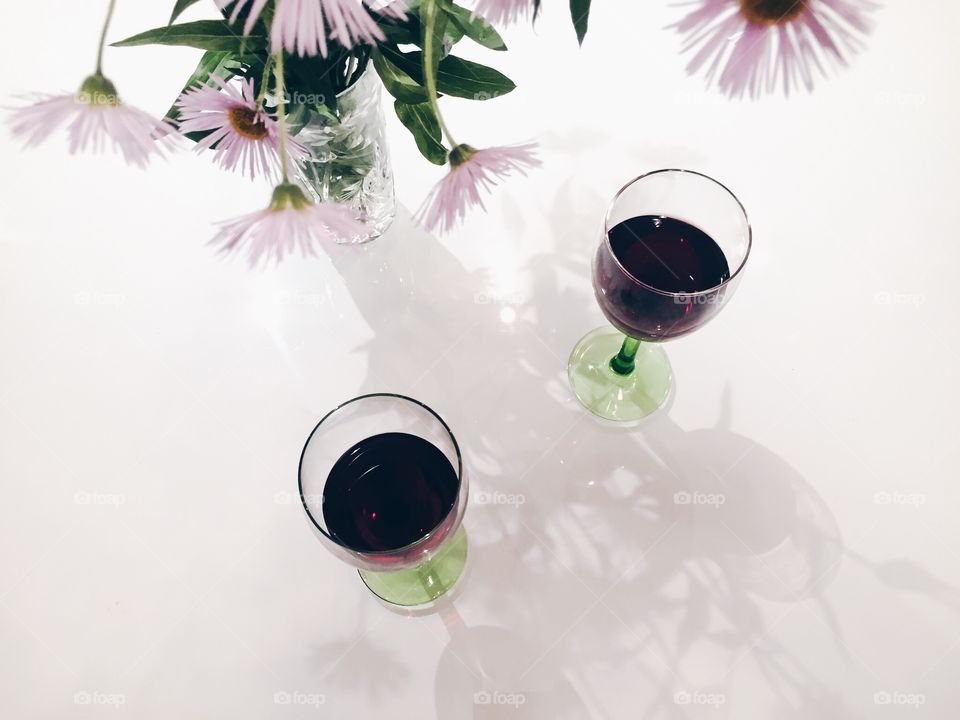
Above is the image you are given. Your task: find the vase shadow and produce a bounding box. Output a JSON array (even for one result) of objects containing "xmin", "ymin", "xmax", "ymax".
[{"xmin": 325, "ymin": 207, "xmax": 490, "ymax": 395}]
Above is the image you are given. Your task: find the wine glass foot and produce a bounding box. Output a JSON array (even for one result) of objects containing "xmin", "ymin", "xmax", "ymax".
[
  {"xmin": 567, "ymin": 327, "xmax": 673, "ymax": 423},
  {"xmin": 358, "ymin": 527, "xmax": 468, "ymax": 608}
]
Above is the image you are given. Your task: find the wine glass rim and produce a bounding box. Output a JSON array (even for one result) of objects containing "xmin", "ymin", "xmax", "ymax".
[
  {"xmin": 297, "ymin": 392, "xmax": 464, "ymax": 556},
  {"xmin": 602, "ymin": 168, "xmax": 753, "ymax": 298}
]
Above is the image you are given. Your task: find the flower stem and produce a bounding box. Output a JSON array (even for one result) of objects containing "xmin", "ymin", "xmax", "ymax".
[
  {"xmin": 95, "ymin": 0, "xmax": 118, "ymax": 75},
  {"xmin": 610, "ymin": 336, "xmax": 641, "ymax": 376},
  {"xmin": 421, "ymin": 0, "xmax": 457, "ymax": 148},
  {"xmin": 256, "ymin": 55, "xmax": 275, "ymax": 104},
  {"xmin": 273, "ymin": 51, "xmax": 291, "ymax": 183}
]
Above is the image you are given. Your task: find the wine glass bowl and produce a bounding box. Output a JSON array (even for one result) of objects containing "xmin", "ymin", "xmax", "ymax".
[
  {"xmin": 569, "ymin": 169, "xmax": 752, "ymax": 423},
  {"xmin": 299, "ymin": 393, "xmax": 469, "ymax": 607},
  {"xmin": 595, "ymin": 169, "xmax": 751, "ymax": 341}
]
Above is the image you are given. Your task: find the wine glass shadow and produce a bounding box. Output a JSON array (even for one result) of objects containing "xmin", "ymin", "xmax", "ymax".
[
  {"xmin": 432, "ymin": 606, "xmax": 591, "ymax": 720},
  {"xmin": 643, "ymin": 398, "xmax": 846, "ymax": 605},
  {"xmin": 307, "ymin": 630, "xmax": 411, "ymax": 702}
]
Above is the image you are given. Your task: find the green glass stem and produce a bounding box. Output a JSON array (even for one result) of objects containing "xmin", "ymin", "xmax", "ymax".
[
  {"xmin": 610, "ymin": 336, "xmax": 641, "ymax": 376},
  {"xmin": 568, "ymin": 327, "xmax": 673, "ymax": 421},
  {"xmin": 358, "ymin": 527, "xmax": 468, "ymax": 607}
]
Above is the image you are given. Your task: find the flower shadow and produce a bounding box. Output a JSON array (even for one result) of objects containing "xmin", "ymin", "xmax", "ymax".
[
  {"xmin": 322, "ymin": 190, "xmax": 850, "ymax": 716},
  {"xmin": 319, "ymin": 178, "xmax": 952, "ymax": 718}
]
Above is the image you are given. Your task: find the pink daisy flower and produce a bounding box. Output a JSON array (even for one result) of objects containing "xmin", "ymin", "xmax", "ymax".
[
  {"xmin": 218, "ymin": 0, "xmax": 407, "ymax": 57},
  {"xmin": 8, "ymin": 74, "xmax": 171, "ymax": 168},
  {"xmin": 175, "ymin": 76, "xmax": 306, "ymax": 180},
  {"xmin": 212, "ymin": 183, "xmax": 366, "ymax": 266},
  {"xmin": 471, "ymin": 0, "xmax": 534, "ymax": 25},
  {"xmin": 672, "ymin": 0, "xmax": 876, "ymax": 98},
  {"xmin": 417, "ymin": 143, "xmax": 541, "ymax": 234},
  {"xmin": 214, "ymin": 0, "xmax": 269, "ymax": 34}
]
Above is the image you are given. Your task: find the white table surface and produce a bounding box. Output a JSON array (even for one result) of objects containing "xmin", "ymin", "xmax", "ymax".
[{"xmin": 2, "ymin": 2, "xmax": 959, "ymax": 718}]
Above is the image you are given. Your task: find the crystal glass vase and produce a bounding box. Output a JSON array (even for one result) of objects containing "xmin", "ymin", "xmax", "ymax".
[{"xmin": 294, "ymin": 66, "xmax": 396, "ymax": 244}]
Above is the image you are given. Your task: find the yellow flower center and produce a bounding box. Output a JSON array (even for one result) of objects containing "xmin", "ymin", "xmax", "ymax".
[
  {"xmin": 228, "ymin": 107, "xmax": 269, "ymax": 140},
  {"xmin": 740, "ymin": 0, "xmax": 807, "ymax": 25}
]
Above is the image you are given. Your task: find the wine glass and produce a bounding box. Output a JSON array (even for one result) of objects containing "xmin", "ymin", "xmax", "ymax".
[
  {"xmin": 299, "ymin": 393, "xmax": 469, "ymax": 607},
  {"xmin": 568, "ymin": 169, "xmax": 752, "ymax": 422}
]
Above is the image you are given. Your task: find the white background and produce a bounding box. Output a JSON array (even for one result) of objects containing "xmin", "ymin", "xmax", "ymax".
[{"xmin": 2, "ymin": 1, "xmax": 959, "ymax": 718}]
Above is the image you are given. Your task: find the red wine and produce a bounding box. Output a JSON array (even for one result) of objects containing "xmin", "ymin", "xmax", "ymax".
[
  {"xmin": 609, "ymin": 216, "xmax": 730, "ymax": 294},
  {"xmin": 322, "ymin": 432, "xmax": 458, "ymax": 553},
  {"xmin": 596, "ymin": 216, "xmax": 733, "ymax": 340}
]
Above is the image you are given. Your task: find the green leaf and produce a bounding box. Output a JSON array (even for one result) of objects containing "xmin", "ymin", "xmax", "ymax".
[
  {"xmin": 394, "ymin": 101, "xmax": 447, "ymax": 165},
  {"xmin": 434, "ymin": 54, "xmax": 515, "ymax": 98},
  {"xmin": 371, "ymin": 47, "xmax": 429, "ymax": 103},
  {"xmin": 169, "ymin": 0, "xmax": 203, "ymax": 24},
  {"xmin": 380, "ymin": 45, "xmax": 515, "ymax": 100},
  {"xmin": 444, "ymin": 3, "xmax": 507, "ymax": 51},
  {"xmin": 379, "ymin": 21, "xmax": 420, "ymax": 45},
  {"xmin": 443, "ymin": 20, "xmax": 465, "ymax": 45},
  {"xmin": 376, "ymin": 1, "xmax": 467, "ymax": 50},
  {"xmin": 285, "ymin": 52, "xmax": 340, "ymax": 112},
  {"xmin": 569, "ymin": 0, "xmax": 591, "ymax": 45},
  {"xmin": 112, "ymin": 20, "xmax": 266, "ymax": 53},
  {"xmin": 165, "ymin": 50, "xmax": 241, "ymax": 126}
]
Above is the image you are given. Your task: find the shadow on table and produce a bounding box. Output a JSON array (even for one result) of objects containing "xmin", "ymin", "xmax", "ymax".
[
  {"xmin": 308, "ymin": 630, "xmax": 411, "ymax": 702},
  {"xmin": 316, "ymin": 194, "xmax": 849, "ymax": 718},
  {"xmin": 324, "ymin": 208, "xmax": 489, "ymax": 395},
  {"xmin": 316, "ymin": 182, "xmax": 948, "ymax": 718}
]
